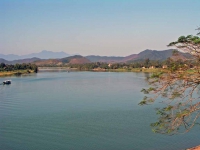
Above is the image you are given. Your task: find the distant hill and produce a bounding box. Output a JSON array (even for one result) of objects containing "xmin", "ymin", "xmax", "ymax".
[
  {"xmin": 60, "ymin": 55, "xmax": 90, "ymax": 64},
  {"xmin": 125, "ymin": 49, "xmax": 174, "ymax": 62},
  {"xmin": 0, "ymin": 55, "xmax": 90, "ymax": 66},
  {"xmin": 86, "ymin": 49, "xmax": 193, "ymax": 63},
  {"xmin": 0, "ymin": 57, "xmax": 41, "ymax": 65},
  {"xmin": 0, "ymin": 54, "xmax": 20, "ymax": 61},
  {"xmin": 0, "ymin": 58, "xmax": 9, "ymax": 64},
  {"xmin": 122, "ymin": 54, "xmax": 138, "ymax": 62},
  {"xmin": 33, "ymin": 55, "xmax": 91, "ymax": 66},
  {"xmin": 130, "ymin": 49, "xmax": 193, "ymax": 62},
  {"xmin": 85, "ymin": 55, "xmax": 124, "ymax": 63},
  {"xmin": 22, "ymin": 50, "xmax": 71, "ymax": 59},
  {"xmin": 0, "ymin": 49, "xmax": 193, "ymax": 65},
  {"xmin": 0, "ymin": 50, "xmax": 74, "ymax": 60},
  {"xmin": 170, "ymin": 53, "xmax": 193, "ymax": 61},
  {"xmin": 11, "ymin": 58, "xmax": 41, "ymax": 64},
  {"xmin": 33, "ymin": 59, "xmax": 60, "ymax": 66}
]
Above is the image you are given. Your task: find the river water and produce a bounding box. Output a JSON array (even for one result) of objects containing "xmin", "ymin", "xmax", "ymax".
[{"xmin": 0, "ymin": 71, "xmax": 199, "ymax": 150}]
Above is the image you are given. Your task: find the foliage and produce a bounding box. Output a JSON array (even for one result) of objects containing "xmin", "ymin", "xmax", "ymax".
[
  {"xmin": 0, "ymin": 63, "xmax": 38, "ymax": 73},
  {"xmin": 64, "ymin": 58, "xmax": 196, "ymax": 71},
  {"xmin": 139, "ymin": 28, "xmax": 200, "ymax": 135}
]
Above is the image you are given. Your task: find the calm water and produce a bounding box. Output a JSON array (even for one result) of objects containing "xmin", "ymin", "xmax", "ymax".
[{"xmin": 0, "ymin": 71, "xmax": 199, "ymax": 150}]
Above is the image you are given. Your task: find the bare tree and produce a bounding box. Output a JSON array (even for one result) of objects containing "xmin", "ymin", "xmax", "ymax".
[{"xmin": 139, "ymin": 28, "xmax": 200, "ymax": 135}]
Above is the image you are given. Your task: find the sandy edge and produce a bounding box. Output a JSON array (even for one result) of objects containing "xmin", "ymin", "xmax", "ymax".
[{"xmin": 187, "ymin": 145, "xmax": 200, "ymax": 150}]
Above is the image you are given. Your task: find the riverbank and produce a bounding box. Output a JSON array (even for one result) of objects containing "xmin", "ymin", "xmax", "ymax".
[
  {"xmin": 0, "ymin": 70, "xmax": 35, "ymax": 77},
  {"xmin": 38, "ymin": 67, "xmax": 167, "ymax": 73},
  {"xmin": 38, "ymin": 67, "xmax": 70, "ymax": 70},
  {"xmin": 187, "ymin": 145, "xmax": 200, "ymax": 150},
  {"xmin": 108, "ymin": 68, "xmax": 166, "ymax": 73}
]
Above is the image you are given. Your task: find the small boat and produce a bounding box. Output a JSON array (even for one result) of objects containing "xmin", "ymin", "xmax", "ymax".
[{"xmin": 3, "ymin": 80, "xmax": 11, "ymax": 85}]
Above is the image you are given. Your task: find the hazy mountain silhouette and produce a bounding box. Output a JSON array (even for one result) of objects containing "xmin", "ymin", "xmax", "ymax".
[
  {"xmin": 0, "ymin": 49, "xmax": 193, "ymax": 65},
  {"xmin": 34, "ymin": 55, "xmax": 90, "ymax": 66},
  {"xmin": 86, "ymin": 49, "xmax": 193, "ymax": 63},
  {"xmin": 0, "ymin": 50, "xmax": 73, "ymax": 60}
]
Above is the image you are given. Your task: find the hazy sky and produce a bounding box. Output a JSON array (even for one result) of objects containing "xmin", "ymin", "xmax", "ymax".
[{"xmin": 1, "ymin": 0, "xmax": 200, "ymax": 56}]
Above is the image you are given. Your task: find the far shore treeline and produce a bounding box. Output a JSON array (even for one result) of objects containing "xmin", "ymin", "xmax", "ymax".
[
  {"xmin": 36, "ymin": 57, "xmax": 199, "ymax": 72},
  {"xmin": 1, "ymin": 49, "xmax": 199, "ymax": 73},
  {"xmin": 0, "ymin": 57, "xmax": 199, "ymax": 73},
  {"xmin": 0, "ymin": 63, "xmax": 38, "ymax": 73}
]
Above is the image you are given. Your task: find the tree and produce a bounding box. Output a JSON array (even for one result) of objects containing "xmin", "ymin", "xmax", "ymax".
[
  {"xmin": 0, "ymin": 63, "xmax": 6, "ymax": 68},
  {"xmin": 144, "ymin": 58, "xmax": 150, "ymax": 68},
  {"xmin": 139, "ymin": 28, "xmax": 200, "ymax": 135}
]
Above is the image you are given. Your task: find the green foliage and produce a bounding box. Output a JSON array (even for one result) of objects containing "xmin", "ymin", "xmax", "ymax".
[
  {"xmin": 141, "ymin": 89, "xmax": 149, "ymax": 94},
  {"xmin": 168, "ymin": 35, "xmax": 200, "ymax": 47},
  {"xmin": 0, "ymin": 63, "xmax": 38, "ymax": 73},
  {"xmin": 170, "ymin": 91, "xmax": 182, "ymax": 100},
  {"xmin": 139, "ymin": 29, "xmax": 200, "ymax": 135},
  {"xmin": 151, "ymin": 72, "xmax": 163, "ymax": 78}
]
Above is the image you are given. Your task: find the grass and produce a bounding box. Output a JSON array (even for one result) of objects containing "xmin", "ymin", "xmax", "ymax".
[
  {"xmin": 0, "ymin": 70, "xmax": 35, "ymax": 77},
  {"xmin": 186, "ymin": 69, "xmax": 197, "ymax": 73},
  {"xmin": 39, "ymin": 67, "xmax": 169, "ymax": 73},
  {"xmin": 107, "ymin": 68, "xmax": 167, "ymax": 73}
]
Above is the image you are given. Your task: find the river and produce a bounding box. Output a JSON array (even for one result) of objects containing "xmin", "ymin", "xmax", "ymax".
[{"xmin": 0, "ymin": 71, "xmax": 199, "ymax": 150}]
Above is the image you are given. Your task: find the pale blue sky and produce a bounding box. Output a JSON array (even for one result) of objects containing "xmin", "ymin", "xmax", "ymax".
[{"xmin": 0, "ymin": 0, "xmax": 199, "ymax": 56}]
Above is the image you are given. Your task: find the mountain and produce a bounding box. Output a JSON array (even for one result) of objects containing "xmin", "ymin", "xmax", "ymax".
[
  {"xmin": 22, "ymin": 50, "xmax": 70, "ymax": 59},
  {"xmin": 85, "ymin": 49, "xmax": 176, "ymax": 63},
  {"xmin": 170, "ymin": 53, "xmax": 193, "ymax": 61},
  {"xmin": 60, "ymin": 55, "xmax": 90, "ymax": 64},
  {"xmin": 0, "ymin": 54, "xmax": 20, "ymax": 61},
  {"xmin": 0, "ymin": 50, "xmax": 73, "ymax": 60},
  {"xmin": 130, "ymin": 49, "xmax": 193, "ymax": 62},
  {"xmin": 33, "ymin": 55, "xmax": 91, "ymax": 66},
  {"xmin": 121, "ymin": 54, "xmax": 138, "ymax": 62},
  {"xmin": 0, "ymin": 55, "xmax": 90, "ymax": 66},
  {"xmin": 0, "ymin": 57, "xmax": 41, "ymax": 65},
  {"xmin": 11, "ymin": 58, "xmax": 41, "ymax": 64},
  {"xmin": 85, "ymin": 55, "xmax": 124, "ymax": 63},
  {"xmin": 0, "ymin": 49, "xmax": 193, "ymax": 65},
  {"xmin": 135, "ymin": 49, "xmax": 172, "ymax": 60},
  {"xmin": 33, "ymin": 59, "xmax": 60, "ymax": 66},
  {"xmin": 0, "ymin": 58, "xmax": 9, "ymax": 64},
  {"xmin": 86, "ymin": 49, "xmax": 193, "ymax": 63}
]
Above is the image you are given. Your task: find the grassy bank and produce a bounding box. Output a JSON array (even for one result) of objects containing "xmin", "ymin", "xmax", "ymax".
[
  {"xmin": 37, "ymin": 67, "xmax": 199, "ymax": 74},
  {"xmin": 38, "ymin": 67, "xmax": 70, "ymax": 70},
  {"xmin": 38, "ymin": 67, "xmax": 168, "ymax": 73},
  {"xmin": 107, "ymin": 68, "xmax": 167, "ymax": 73},
  {"xmin": 0, "ymin": 70, "xmax": 35, "ymax": 77}
]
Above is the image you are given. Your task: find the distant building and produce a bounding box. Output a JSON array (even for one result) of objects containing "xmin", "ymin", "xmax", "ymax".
[
  {"xmin": 108, "ymin": 64, "xmax": 112, "ymax": 67},
  {"xmin": 93, "ymin": 67, "xmax": 106, "ymax": 71},
  {"xmin": 162, "ymin": 65, "xmax": 168, "ymax": 69},
  {"xmin": 149, "ymin": 66, "xmax": 155, "ymax": 69},
  {"xmin": 123, "ymin": 66, "xmax": 128, "ymax": 69}
]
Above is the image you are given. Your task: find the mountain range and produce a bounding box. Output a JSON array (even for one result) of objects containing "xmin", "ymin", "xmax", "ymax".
[
  {"xmin": 0, "ymin": 49, "xmax": 193, "ymax": 65},
  {"xmin": 86, "ymin": 49, "xmax": 193, "ymax": 63},
  {"xmin": 0, "ymin": 50, "xmax": 73, "ymax": 60}
]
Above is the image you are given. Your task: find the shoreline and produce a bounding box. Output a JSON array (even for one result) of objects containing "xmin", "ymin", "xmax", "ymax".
[
  {"xmin": 187, "ymin": 145, "xmax": 200, "ymax": 150},
  {"xmin": 0, "ymin": 70, "xmax": 36, "ymax": 77},
  {"xmin": 38, "ymin": 67, "xmax": 167, "ymax": 73},
  {"xmin": 1, "ymin": 67, "xmax": 197, "ymax": 77}
]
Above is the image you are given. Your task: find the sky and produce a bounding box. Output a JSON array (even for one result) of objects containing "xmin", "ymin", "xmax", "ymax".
[{"xmin": 0, "ymin": 0, "xmax": 200, "ymax": 56}]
